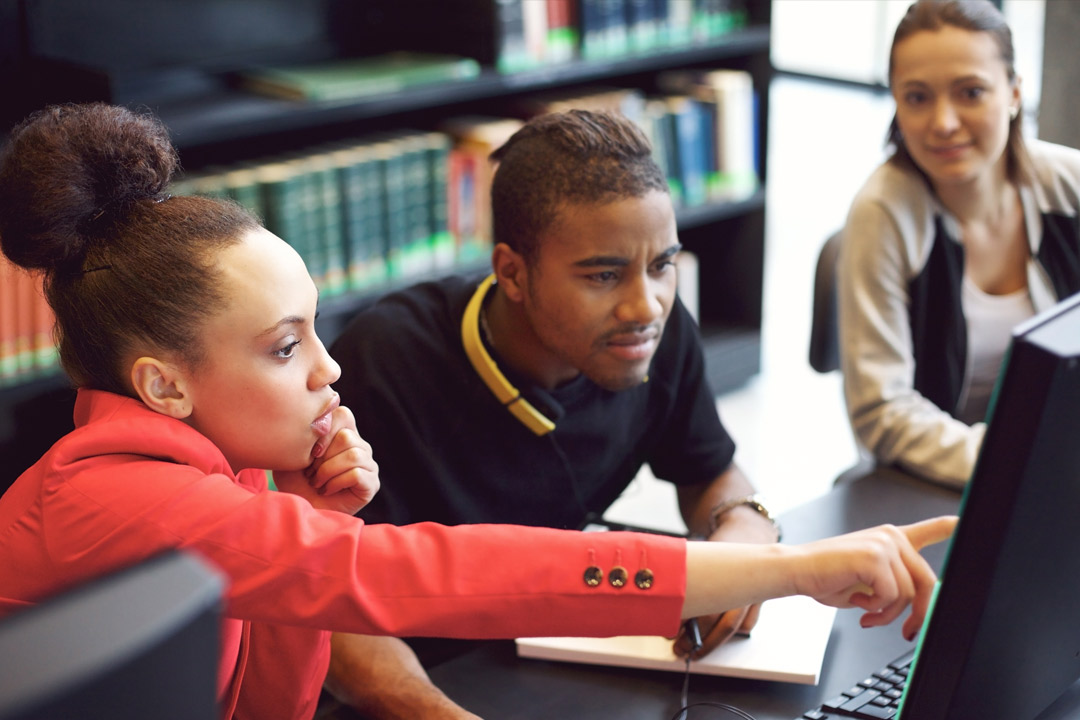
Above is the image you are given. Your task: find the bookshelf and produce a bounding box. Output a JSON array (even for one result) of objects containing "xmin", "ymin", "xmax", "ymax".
[{"xmin": 0, "ymin": 0, "xmax": 773, "ymax": 491}]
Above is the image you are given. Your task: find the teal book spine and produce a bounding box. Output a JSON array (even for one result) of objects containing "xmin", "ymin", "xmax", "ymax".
[
  {"xmin": 334, "ymin": 144, "xmax": 366, "ymax": 290},
  {"xmin": 336, "ymin": 142, "xmax": 388, "ymax": 291},
  {"xmin": 376, "ymin": 141, "xmax": 409, "ymax": 280},
  {"xmin": 399, "ymin": 134, "xmax": 436, "ymax": 278},
  {"xmin": 657, "ymin": 104, "xmax": 683, "ymax": 206},
  {"xmin": 290, "ymin": 158, "xmax": 326, "ymax": 291},
  {"xmin": 358, "ymin": 144, "xmax": 389, "ymax": 289},
  {"xmin": 257, "ymin": 160, "xmax": 309, "ymax": 273},
  {"xmin": 309, "ymin": 152, "xmax": 347, "ymax": 297},
  {"xmin": 424, "ymin": 132, "xmax": 455, "ymax": 271}
]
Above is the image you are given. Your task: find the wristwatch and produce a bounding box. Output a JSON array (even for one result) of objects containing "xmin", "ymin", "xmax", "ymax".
[{"xmin": 707, "ymin": 493, "xmax": 782, "ymax": 541}]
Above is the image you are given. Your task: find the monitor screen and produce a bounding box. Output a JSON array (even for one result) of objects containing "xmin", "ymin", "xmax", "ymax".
[
  {"xmin": 0, "ymin": 551, "xmax": 224, "ymax": 720},
  {"xmin": 899, "ymin": 291, "xmax": 1080, "ymax": 719}
]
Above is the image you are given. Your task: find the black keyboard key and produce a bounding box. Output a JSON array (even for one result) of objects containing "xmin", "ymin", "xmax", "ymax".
[
  {"xmin": 839, "ymin": 689, "xmax": 882, "ymax": 713},
  {"xmin": 821, "ymin": 695, "xmax": 853, "ymax": 712},
  {"xmin": 888, "ymin": 649, "xmax": 917, "ymax": 670},
  {"xmin": 803, "ymin": 648, "xmax": 914, "ymax": 720}
]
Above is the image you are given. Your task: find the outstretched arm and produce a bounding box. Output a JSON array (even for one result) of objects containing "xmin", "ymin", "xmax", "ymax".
[{"xmin": 684, "ymin": 516, "xmax": 956, "ymax": 642}]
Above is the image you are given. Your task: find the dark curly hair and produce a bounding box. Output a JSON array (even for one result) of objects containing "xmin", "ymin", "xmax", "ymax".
[
  {"xmin": 490, "ymin": 109, "xmax": 668, "ymax": 265},
  {"xmin": 0, "ymin": 103, "xmax": 259, "ymax": 395}
]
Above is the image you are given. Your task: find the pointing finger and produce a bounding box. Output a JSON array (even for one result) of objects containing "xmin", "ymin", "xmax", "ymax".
[{"xmin": 901, "ymin": 516, "xmax": 958, "ymax": 551}]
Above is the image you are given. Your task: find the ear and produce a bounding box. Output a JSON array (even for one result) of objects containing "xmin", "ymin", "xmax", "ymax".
[
  {"xmin": 491, "ymin": 242, "xmax": 528, "ymax": 304},
  {"xmin": 1010, "ymin": 74, "xmax": 1023, "ymax": 117},
  {"xmin": 130, "ymin": 356, "xmax": 192, "ymax": 419}
]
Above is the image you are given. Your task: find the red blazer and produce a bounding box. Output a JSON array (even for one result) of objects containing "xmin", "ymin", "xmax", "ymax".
[{"xmin": 0, "ymin": 390, "xmax": 686, "ymax": 719}]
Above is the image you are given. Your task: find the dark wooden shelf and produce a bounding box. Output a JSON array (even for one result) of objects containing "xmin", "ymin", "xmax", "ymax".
[
  {"xmin": 154, "ymin": 27, "xmax": 770, "ymax": 150},
  {"xmin": 675, "ymin": 188, "xmax": 765, "ymax": 230}
]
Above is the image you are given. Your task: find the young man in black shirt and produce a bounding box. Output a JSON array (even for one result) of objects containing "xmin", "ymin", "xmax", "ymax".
[{"xmin": 325, "ymin": 110, "xmax": 781, "ymax": 719}]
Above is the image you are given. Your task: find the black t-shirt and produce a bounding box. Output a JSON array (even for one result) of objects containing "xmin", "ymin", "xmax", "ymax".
[{"xmin": 330, "ymin": 273, "xmax": 736, "ymax": 530}]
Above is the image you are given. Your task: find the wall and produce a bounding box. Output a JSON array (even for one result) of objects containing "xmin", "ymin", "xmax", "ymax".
[
  {"xmin": 1038, "ymin": 0, "xmax": 1080, "ymax": 149},
  {"xmin": 770, "ymin": 0, "xmax": 1045, "ymax": 123}
]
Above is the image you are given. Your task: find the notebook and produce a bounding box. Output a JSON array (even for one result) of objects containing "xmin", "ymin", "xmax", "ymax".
[{"xmin": 515, "ymin": 593, "xmax": 836, "ymax": 685}]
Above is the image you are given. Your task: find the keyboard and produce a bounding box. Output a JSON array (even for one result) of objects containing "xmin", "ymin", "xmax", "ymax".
[{"xmin": 796, "ymin": 647, "xmax": 916, "ymax": 719}]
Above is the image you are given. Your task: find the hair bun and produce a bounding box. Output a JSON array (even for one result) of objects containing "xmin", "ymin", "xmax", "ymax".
[{"xmin": 0, "ymin": 103, "xmax": 179, "ymax": 273}]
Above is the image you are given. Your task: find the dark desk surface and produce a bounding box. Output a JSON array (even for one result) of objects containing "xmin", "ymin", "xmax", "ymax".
[
  {"xmin": 423, "ymin": 467, "xmax": 960, "ymax": 720},
  {"xmin": 321, "ymin": 468, "xmax": 1080, "ymax": 719}
]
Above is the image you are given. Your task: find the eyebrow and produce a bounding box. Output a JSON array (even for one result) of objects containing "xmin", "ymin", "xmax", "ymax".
[
  {"xmin": 255, "ymin": 292, "xmax": 320, "ymax": 338},
  {"xmin": 573, "ymin": 243, "xmax": 683, "ymax": 269},
  {"xmin": 900, "ymin": 74, "xmax": 989, "ymax": 88},
  {"xmin": 256, "ymin": 315, "xmax": 305, "ymax": 338}
]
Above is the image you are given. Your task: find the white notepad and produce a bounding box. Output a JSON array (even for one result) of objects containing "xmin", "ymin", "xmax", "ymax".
[{"xmin": 515, "ymin": 595, "xmax": 837, "ymax": 685}]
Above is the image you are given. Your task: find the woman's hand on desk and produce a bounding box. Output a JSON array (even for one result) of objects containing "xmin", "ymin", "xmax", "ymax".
[{"xmin": 788, "ymin": 516, "xmax": 958, "ymax": 641}]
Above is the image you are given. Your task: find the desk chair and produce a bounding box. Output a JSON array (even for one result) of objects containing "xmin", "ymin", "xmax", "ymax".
[
  {"xmin": 808, "ymin": 230, "xmax": 877, "ymax": 485},
  {"xmin": 808, "ymin": 230, "xmax": 843, "ymax": 374}
]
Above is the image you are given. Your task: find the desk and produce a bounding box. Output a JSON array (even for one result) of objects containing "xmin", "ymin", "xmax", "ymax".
[
  {"xmin": 424, "ymin": 467, "xmax": 959, "ymax": 720},
  {"xmin": 321, "ymin": 468, "xmax": 1080, "ymax": 719}
]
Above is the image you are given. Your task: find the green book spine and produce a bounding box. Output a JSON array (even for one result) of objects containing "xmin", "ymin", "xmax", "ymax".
[
  {"xmin": 257, "ymin": 161, "xmax": 308, "ymax": 272},
  {"xmin": 309, "ymin": 152, "xmax": 347, "ymax": 297},
  {"xmin": 358, "ymin": 144, "xmax": 389, "ymax": 289},
  {"xmin": 397, "ymin": 134, "xmax": 435, "ymax": 278},
  {"xmin": 334, "ymin": 144, "xmax": 366, "ymax": 290},
  {"xmin": 240, "ymin": 53, "xmax": 481, "ymax": 103},
  {"xmin": 642, "ymin": 99, "xmax": 671, "ymax": 187},
  {"xmin": 334, "ymin": 142, "xmax": 387, "ymax": 292},
  {"xmin": 657, "ymin": 106, "xmax": 683, "ymax": 206},
  {"xmin": 289, "ymin": 157, "xmax": 327, "ymax": 291},
  {"xmin": 376, "ymin": 142, "xmax": 409, "ymax": 280},
  {"xmin": 424, "ymin": 132, "xmax": 454, "ymax": 271}
]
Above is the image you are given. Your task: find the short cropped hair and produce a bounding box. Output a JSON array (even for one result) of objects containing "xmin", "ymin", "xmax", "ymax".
[{"xmin": 490, "ymin": 110, "xmax": 668, "ymax": 265}]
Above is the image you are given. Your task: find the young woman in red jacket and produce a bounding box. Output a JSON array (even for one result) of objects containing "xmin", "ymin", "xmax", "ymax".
[{"xmin": 0, "ymin": 103, "xmax": 954, "ymax": 720}]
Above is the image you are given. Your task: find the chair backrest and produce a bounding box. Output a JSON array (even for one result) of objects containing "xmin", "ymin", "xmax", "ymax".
[{"xmin": 808, "ymin": 230, "xmax": 843, "ymax": 373}]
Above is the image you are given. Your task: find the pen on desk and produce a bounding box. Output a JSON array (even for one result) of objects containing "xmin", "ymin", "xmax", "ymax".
[
  {"xmin": 686, "ymin": 618, "xmax": 703, "ymax": 655},
  {"xmin": 677, "ymin": 619, "xmax": 704, "ymax": 720}
]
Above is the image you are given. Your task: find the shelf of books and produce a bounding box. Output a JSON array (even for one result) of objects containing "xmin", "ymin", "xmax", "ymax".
[
  {"xmin": 155, "ymin": 27, "xmax": 769, "ymax": 151},
  {"xmin": 1, "ymin": 75, "xmax": 764, "ymax": 390},
  {"xmin": 0, "ymin": 0, "xmax": 772, "ymax": 491}
]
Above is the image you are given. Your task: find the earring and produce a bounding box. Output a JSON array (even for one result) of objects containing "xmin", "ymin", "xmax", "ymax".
[{"xmin": 1010, "ymin": 106, "xmax": 1020, "ymax": 120}]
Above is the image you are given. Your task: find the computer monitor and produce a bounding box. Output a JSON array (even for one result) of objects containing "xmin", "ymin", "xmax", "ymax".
[
  {"xmin": 898, "ymin": 291, "xmax": 1080, "ymax": 719},
  {"xmin": 0, "ymin": 551, "xmax": 224, "ymax": 720}
]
